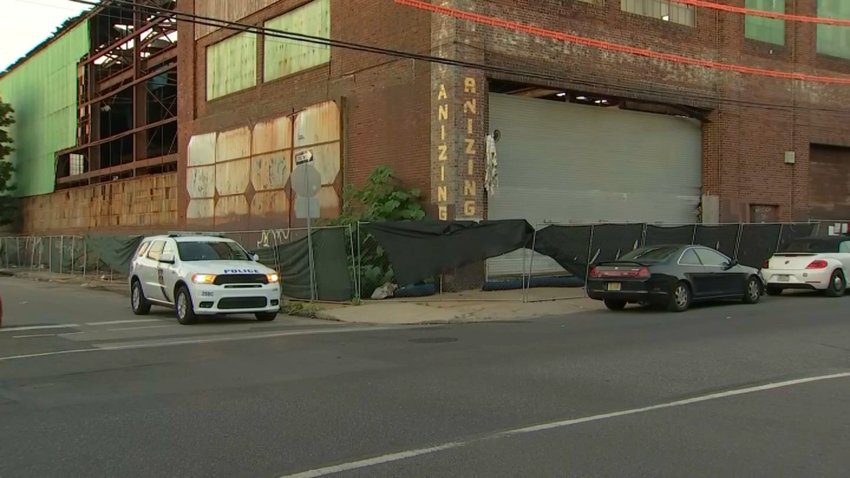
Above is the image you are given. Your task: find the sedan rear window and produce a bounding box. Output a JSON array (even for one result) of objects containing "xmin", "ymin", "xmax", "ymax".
[
  {"xmin": 619, "ymin": 246, "xmax": 679, "ymax": 264},
  {"xmin": 177, "ymin": 241, "xmax": 250, "ymax": 262}
]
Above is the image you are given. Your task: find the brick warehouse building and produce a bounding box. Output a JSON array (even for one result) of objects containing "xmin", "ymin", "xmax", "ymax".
[{"xmin": 3, "ymin": 0, "xmax": 850, "ymax": 260}]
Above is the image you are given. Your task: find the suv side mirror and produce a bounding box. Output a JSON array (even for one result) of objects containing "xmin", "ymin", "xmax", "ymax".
[
  {"xmin": 160, "ymin": 254, "xmax": 175, "ymax": 265},
  {"xmin": 252, "ymin": 253, "xmax": 260, "ymax": 262}
]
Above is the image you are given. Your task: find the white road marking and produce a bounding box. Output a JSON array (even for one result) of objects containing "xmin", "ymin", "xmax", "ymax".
[
  {"xmin": 85, "ymin": 319, "xmax": 163, "ymax": 326},
  {"xmin": 0, "ymin": 325, "xmax": 421, "ymax": 362},
  {"xmin": 280, "ymin": 371, "xmax": 850, "ymax": 478},
  {"xmin": 13, "ymin": 333, "xmax": 59, "ymax": 339},
  {"xmin": 107, "ymin": 324, "xmax": 177, "ymax": 332},
  {"xmin": 0, "ymin": 324, "xmax": 79, "ymax": 333}
]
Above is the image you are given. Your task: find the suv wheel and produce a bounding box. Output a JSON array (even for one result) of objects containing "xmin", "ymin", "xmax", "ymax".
[
  {"xmin": 255, "ymin": 312, "xmax": 277, "ymax": 321},
  {"xmin": 175, "ymin": 286, "xmax": 198, "ymax": 325},
  {"xmin": 131, "ymin": 280, "xmax": 151, "ymax": 315}
]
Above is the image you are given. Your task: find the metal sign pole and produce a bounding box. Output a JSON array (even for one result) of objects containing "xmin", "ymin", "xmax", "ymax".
[{"xmin": 306, "ymin": 176, "xmax": 316, "ymax": 302}]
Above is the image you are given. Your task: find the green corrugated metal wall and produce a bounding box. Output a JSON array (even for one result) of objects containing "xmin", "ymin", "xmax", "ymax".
[{"xmin": 0, "ymin": 22, "xmax": 89, "ymax": 197}]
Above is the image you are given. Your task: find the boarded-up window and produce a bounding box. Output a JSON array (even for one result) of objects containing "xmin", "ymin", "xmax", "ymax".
[
  {"xmin": 264, "ymin": 0, "xmax": 331, "ymax": 82},
  {"xmin": 206, "ymin": 32, "xmax": 258, "ymax": 101},
  {"xmin": 745, "ymin": 0, "xmax": 785, "ymax": 45},
  {"xmin": 817, "ymin": 0, "xmax": 850, "ymax": 60},
  {"xmin": 620, "ymin": 0, "xmax": 695, "ymax": 27}
]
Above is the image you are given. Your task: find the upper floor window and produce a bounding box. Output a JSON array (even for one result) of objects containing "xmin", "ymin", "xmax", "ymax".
[
  {"xmin": 621, "ymin": 0, "xmax": 695, "ymax": 27},
  {"xmin": 745, "ymin": 0, "xmax": 785, "ymax": 45},
  {"xmin": 817, "ymin": 0, "xmax": 850, "ymax": 60},
  {"xmin": 264, "ymin": 0, "xmax": 331, "ymax": 82},
  {"xmin": 206, "ymin": 32, "xmax": 258, "ymax": 101}
]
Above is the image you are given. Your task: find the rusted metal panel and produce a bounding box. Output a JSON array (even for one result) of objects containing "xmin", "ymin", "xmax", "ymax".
[
  {"xmin": 195, "ymin": 0, "xmax": 278, "ymax": 39},
  {"xmin": 809, "ymin": 145, "xmax": 850, "ymax": 220},
  {"xmin": 188, "ymin": 132, "xmax": 217, "ymax": 166},
  {"xmin": 18, "ymin": 173, "xmax": 178, "ymax": 234},
  {"xmin": 187, "ymin": 165, "xmax": 216, "ymax": 199},
  {"xmin": 251, "ymin": 152, "xmax": 292, "ymax": 191},
  {"xmin": 186, "ymin": 199, "xmax": 215, "ymax": 221},
  {"xmin": 251, "ymin": 190, "xmax": 290, "ymax": 217},
  {"xmin": 294, "ymin": 100, "xmax": 341, "ymax": 147},
  {"xmin": 216, "ymin": 126, "xmax": 252, "ymax": 161},
  {"xmin": 295, "ymin": 143, "xmax": 340, "ymax": 186},
  {"xmin": 215, "ymin": 158, "xmax": 251, "ymax": 196},
  {"xmin": 206, "ymin": 32, "xmax": 257, "ymax": 100},
  {"xmin": 214, "ymin": 196, "xmax": 251, "ymax": 221},
  {"xmin": 253, "ymin": 115, "xmax": 293, "ymax": 154},
  {"xmin": 264, "ymin": 0, "xmax": 331, "ymax": 81}
]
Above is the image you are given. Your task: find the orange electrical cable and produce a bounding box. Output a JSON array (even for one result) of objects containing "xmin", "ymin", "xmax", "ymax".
[
  {"xmin": 394, "ymin": 0, "xmax": 850, "ymax": 85},
  {"xmin": 673, "ymin": 0, "xmax": 850, "ymax": 27}
]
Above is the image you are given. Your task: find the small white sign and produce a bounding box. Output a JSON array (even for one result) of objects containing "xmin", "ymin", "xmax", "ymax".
[{"xmin": 295, "ymin": 150, "xmax": 314, "ymax": 165}]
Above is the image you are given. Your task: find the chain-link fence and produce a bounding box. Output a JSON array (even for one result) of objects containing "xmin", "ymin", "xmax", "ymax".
[{"xmin": 0, "ymin": 235, "xmax": 125, "ymax": 280}]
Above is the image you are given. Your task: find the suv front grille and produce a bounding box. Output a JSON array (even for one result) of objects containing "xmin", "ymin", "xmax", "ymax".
[
  {"xmin": 217, "ymin": 297, "xmax": 268, "ymax": 310},
  {"xmin": 213, "ymin": 274, "xmax": 268, "ymax": 286}
]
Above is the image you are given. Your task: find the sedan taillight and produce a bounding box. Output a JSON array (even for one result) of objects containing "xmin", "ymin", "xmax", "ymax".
[
  {"xmin": 762, "ymin": 259, "xmax": 770, "ymax": 269},
  {"xmin": 636, "ymin": 267, "xmax": 651, "ymax": 279},
  {"xmin": 806, "ymin": 260, "xmax": 828, "ymax": 269}
]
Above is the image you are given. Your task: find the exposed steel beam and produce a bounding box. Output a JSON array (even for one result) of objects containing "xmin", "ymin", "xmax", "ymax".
[
  {"xmin": 83, "ymin": 62, "xmax": 176, "ymax": 108},
  {"xmin": 56, "ymin": 154, "xmax": 178, "ymax": 185},
  {"xmin": 83, "ymin": 16, "xmax": 169, "ymax": 66},
  {"xmin": 57, "ymin": 117, "xmax": 176, "ymax": 155}
]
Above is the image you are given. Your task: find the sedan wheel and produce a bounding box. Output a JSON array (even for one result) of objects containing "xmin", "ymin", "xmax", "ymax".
[
  {"xmin": 668, "ymin": 282, "xmax": 691, "ymax": 312},
  {"xmin": 824, "ymin": 270, "xmax": 846, "ymax": 298},
  {"xmin": 604, "ymin": 299, "xmax": 627, "ymax": 311},
  {"xmin": 743, "ymin": 276, "xmax": 762, "ymax": 304}
]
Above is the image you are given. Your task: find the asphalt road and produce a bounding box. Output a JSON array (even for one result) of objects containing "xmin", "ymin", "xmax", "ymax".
[{"xmin": 2, "ymin": 277, "xmax": 850, "ymax": 477}]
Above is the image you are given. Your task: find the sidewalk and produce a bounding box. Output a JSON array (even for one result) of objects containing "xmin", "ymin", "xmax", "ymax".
[
  {"xmin": 0, "ymin": 269, "xmax": 602, "ymax": 324},
  {"xmin": 315, "ymin": 287, "xmax": 602, "ymax": 324}
]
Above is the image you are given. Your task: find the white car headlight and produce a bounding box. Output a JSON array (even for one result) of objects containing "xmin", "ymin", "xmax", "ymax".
[
  {"xmin": 267, "ymin": 273, "xmax": 280, "ymax": 284},
  {"xmin": 192, "ymin": 273, "xmax": 217, "ymax": 284}
]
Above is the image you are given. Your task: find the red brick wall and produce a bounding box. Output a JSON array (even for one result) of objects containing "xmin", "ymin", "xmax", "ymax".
[
  {"xmin": 176, "ymin": 0, "xmax": 850, "ymax": 225},
  {"xmin": 177, "ymin": 0, "xmax": 432, "ymax": 229},
  {"xmin": 438, "ymin": 0, "xmax": 850, "ymax": 222}
]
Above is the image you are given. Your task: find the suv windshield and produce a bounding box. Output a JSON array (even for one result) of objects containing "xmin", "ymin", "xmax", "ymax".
[
  {"xmin": 177, "ymin": 241, "xmax": 250, "ymax": 262},
  {"xmin": 619, "ymin": 246, "xmax": 679, "ymax": 264}
]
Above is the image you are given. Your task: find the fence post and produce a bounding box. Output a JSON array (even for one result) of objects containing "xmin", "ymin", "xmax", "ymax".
[
  {"xmin": 59, "ymin": 236, "xmax": 65, "ymax": 275},
  {"xmin": 346, "ymin": 224, "xmax": 357, "ymax": 302},
  {"xmin": 583, "ymin": 225, "xmax": 596, "ymax": 298},
  {"xmin": 83, "ymin": 238, "xmax": 88, "ymax": 278},
  {"xmin": 690, "ymin": 224, "xmax": 698, "ymax": 245},
  {"xmin": 70, "ymin": 236, "xmax": 76, "ymax": 276},
  {"xmin": 524, "ymin": 228, "xmax": 538, "ymax": 304},
  {"xmin": 640, "ymin": 223, "xmax": 648, "ymax": 247},
  {"xmin": 356, "ymin": 222, "xmax": 363, "ymax": 301},
  {"xmin": 733, "ymin": 224, "xmax": 744, "ymax": 260},
  {"xmin": 775, "ymin": 224, "xmax": 785, "ymax": 253}
]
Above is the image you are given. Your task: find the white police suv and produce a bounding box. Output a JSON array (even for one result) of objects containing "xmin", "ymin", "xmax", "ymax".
[{"xmin": 129, "ymin": 233, "xmax": 281, "ymax": 324}]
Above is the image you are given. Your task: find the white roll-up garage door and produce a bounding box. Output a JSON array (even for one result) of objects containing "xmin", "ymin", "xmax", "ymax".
[{"xmin": 487, "ymin": 93, "xmax": 703, "ymax": 278}]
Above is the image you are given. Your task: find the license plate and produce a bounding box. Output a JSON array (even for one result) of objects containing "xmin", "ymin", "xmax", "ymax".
[
  {"xmin": 607, "ymin": 282, "xmax": 621, "ymax": 292},
  {"xmin": 778, "ymin": 275, "xmax": 790, "ymax": 282}
]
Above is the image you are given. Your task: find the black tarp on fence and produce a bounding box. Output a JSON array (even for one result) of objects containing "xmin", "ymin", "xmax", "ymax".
[
  {"xmin": 589, "ymin": 224, "xmax": 644, "ymax": 263},
  {"xmin": 366, "ymin": 220, "xmax": 533, "ymax": 286},
  {"xmin": 533, "ymin": 225, "xmax": 593, "ymax": 278},
  {"xmin": 694, "ymin": 225, "xmax": 739, "ymax": 258},
  {"xmin": 271, "ymin": 228, "xmax": 353, "ymax": 302},
  {"xmin": 645, "ymin": 225, "xmax": 695, "ymax": 246}
]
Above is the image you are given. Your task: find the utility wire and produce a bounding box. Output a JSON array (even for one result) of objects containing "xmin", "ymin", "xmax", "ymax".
[{"xmin": 69, "ymin": 0, "xmax": 850, "ymax": 118}]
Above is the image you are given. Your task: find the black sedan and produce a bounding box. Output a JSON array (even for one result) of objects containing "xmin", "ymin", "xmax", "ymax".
[{"xmin": 586, "ymin": 244, "xmax": 764, "ymax": 312}]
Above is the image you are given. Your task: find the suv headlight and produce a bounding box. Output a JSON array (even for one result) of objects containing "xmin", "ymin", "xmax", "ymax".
[
  {"xmin": 192, "ymin": 273, "xmax": 217, "ymax": 284},
  {"xmin": 267, "ymin": 273, "xmax": 280, "ymax": 284}
]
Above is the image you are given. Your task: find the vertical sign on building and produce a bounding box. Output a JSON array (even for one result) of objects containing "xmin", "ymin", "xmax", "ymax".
[
  {"xmin": 436, "ymin": 83, "xmax": 450, "ymax": 220},
  {"xmin": 462, "ymin": 76, "xmax": 478, "ymax": 218}
]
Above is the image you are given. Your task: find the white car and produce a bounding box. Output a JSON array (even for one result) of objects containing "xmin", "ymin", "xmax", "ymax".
[
  {"xmin": 761, "ymin": 236, "xmax": 850, "ymax": 297},
  {"xmin": 129, "ymin": 233, "xmax": 281, "ymax": 324}
]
